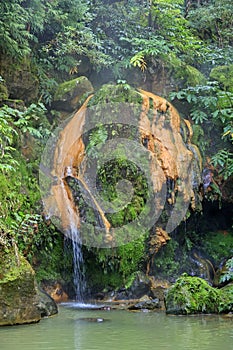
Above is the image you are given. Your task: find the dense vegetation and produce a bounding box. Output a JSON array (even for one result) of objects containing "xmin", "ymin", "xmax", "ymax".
[{"xmin": 0, "ymin": 0, "xmax": 232, "ymax": 293}]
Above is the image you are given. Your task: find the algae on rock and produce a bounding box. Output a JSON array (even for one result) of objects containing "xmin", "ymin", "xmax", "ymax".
[
  {"xmin": 165, "ymin": 274, "xmax": 233, "ymax": 315},
  {"xmin": 210, "ymin": 65, "xmax": 233, "ymax": 92},
  {"xmin": 53, "ymin": 76, "xmax": 94, "ymax": 112},
  {"xmin": 0, "ymin": 243, "xmax": 57, "ymax": 326}
]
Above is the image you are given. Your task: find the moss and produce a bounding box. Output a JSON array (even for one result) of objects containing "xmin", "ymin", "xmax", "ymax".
[
  {"xmin": 0, "ymin": 58, "xmax": 39, "ymax": 103},
  {"xmin": 210, "ymin": 65, "xmax": 233, "ymax": 92},
  {"xmin": 153, "ymin": 239, "xmax": 180, "ymax": 278},
  {"xmin": 54, "ymin": 76, "xmax": 93, "ymax": 101},
  {"xmin": 117, "ymin": 237, "xmax": 146, "ymax": 279},
  {"xmin": 185, "ymin": 65, "xmax": 206, "ymax": 86},
  {"xmin": 86, "ymin": 268, "xmax": 123, "ymax": 291},
  {"xmin": 87, "ymin": 83, "xmax": 143, "ymax": 106},
  {"xmin": 202, "ymin": 230, "xmax": 233, "ymax": 265},
  {"xmin": 98, "ymin": 158, "xmax": 149, "ymax": 230},
  {"xmin": 219, "ymin": 283, "xmax": 233, "ymax": 313},
  {"xmin": 53, "ymin": 76, "xmax": 94, "ymax": 112},
  {"xmin": 0, "ymin": 99, "xmax": 25, "ymax": 109},
  {"xmin": 34, "ymin": 234, "xmax": 70, "ymax": 283},
  {"xmin": 0, "ymin": 245, "xmax": 42, "ymax": 325},
  {"xmin": 191, "ymin": 124, "xmax": 205, "ymax": 146},
  {"xmin": 175, "ymin": 64, "xmax": 206, "ymax": 87},
  {"xmin": 0, "ymin": 83, "xmax": 9, "ymax": 101},
  {"xmin": 165, "ymin": 274, "xmax": 220, "ymax": 314},
  {"xmin": 84, "ymin": 236, "xmax": 146, "ymax": 291},
  {"xmin": 0, "ymin": 247, "xmax": 33, "ymax": 283},
  {"xmin": 0, "ymin": 154, "xmax": 40, "ymax": 225}
]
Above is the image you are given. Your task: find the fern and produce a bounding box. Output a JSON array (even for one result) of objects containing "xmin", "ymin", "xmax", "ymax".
[
  {"xmin": 130, "ymin": 52, "xmax": 147, "ymax": 72},
  {"xmin": 0, "ymin": 1, "xmax": 33, "ymax": 59},
  {"xmin": 0, "ymin": 103, "xmax": 50, "ymax": 173},
  {"xmin": 220, "ymin": 257, "xmax": 233, "ymax": 283},
  {"xmin": 211, "ymin": 149, "xmax": 233, "ymax": 179}
]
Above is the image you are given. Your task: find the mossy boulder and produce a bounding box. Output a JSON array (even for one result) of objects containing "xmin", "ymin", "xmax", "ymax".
[
  {"xmin": 0, "ymin": 244, "xmax": 57, "ymax": 326},
  {"xmin": 53, "ymin": 76, "xmax": 93, "ymax": 112},
  {"xmin": 219, "ymin": 283, "xmax": 233, "ymax": 313},
  {"xmin": 165, "ymin": 274, "xmax": 220, "ymax": 315}
]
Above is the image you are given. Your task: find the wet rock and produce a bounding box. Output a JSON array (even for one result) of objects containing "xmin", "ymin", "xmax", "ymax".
[
  {"xmin": 94, "ymin": 292, "xmax": 106, "ymax": 300},
  {"xmin": 189, "ymin": 249, "xmax": 216, "ymax": 285},
  {"xmin": 128, "ymin": 295, "xmax": 160, "ymax": 311},
  {"xmin": 77, "ymin": 317, "xmax": 108, "ymax": 323},
  {"xmin": 150, "ymin": 284, "xmax": 170, "ymax": 309},
  {"xmin": 52, "ymin": 76, "xmax": 93, "ymax": 112},
  {"xmin": 127, "ymin": 272, "xmax": 153, "ymax": 299},
  {"xmin": 36, "ymin": 288, "xmax": 58, "ymax": 317},
  {"xmin": 113, "ymin": 273, "xmax": 153, "ymax": 300},
  {"xmin": 42, "ymin": 282, "xmax": 69, "ymax": 303},
  {"xmin": 113, "ymin": 290, "xmax": 131, "ymax": 300}
]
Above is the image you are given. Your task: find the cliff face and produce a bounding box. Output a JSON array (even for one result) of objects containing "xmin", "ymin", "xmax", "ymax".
[{"xmin": 40, "ymin": 84, "xmax": 202, "ymax": 249}]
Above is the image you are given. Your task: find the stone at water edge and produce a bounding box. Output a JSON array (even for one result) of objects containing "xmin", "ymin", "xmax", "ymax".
[
  {"xmin": 128, "ymin": 295, "xmax": 160, "ymax": 311},
  {"xmin": 0, "ymin": 246, "xmax": 57, "ymax": 326},
  {"xmin": 77, "ymin": 317, "xmax": 108, "ymax": 323},
  {"xmin": 0, "ymin": 247, "xmax": 41, "ymax": 326},
  {"xmin": 127, "ymin": 272, "xmax": 153, "ymax": 299},
  {"xmin": 218, "ymin": 282, "xmax": 233, "ymax": 314},
  {"xmin": 41, "ymin": 282, "xmax": 69, "ymax": 303},
  {"xmin": 165, "ymin": 274, "xmax": 220, "ymax": 315},
  {"xmin": 37, "ymin": 288, "xmax": 58, "ymax": 317}
]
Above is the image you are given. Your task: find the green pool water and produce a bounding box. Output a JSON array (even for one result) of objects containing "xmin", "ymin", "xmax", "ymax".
[{"xmin": 0, "ymin": 303, "xmax": 232, "ymax": 350}]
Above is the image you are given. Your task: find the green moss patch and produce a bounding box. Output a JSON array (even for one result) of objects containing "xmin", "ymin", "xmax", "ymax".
[
  {"xmin": 210, "ymin": 65, "xmax": 233, "ymax": 92},
  {"xmin": 165, "ymin": 274, "xmax": 220, "ymax": 315},
  {"xmin": 219, "ymin": 283, "xmax": 233, "ymax": 313},
  {"xmin": 0, "ymin": 246, "xmax": 34, "ymax": 283},
  {"xmin": 202, "ymin": 230, "xmax": 233, "ymax": 265}
]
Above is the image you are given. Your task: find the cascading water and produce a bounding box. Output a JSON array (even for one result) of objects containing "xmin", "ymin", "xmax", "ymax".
[
  {"xmin": 59, "ymin": 180, "xmax": 86, "ymax": 302},
  {"xmin": 69, "ymin": 227, "xmax": 86, "ymax": 302}
]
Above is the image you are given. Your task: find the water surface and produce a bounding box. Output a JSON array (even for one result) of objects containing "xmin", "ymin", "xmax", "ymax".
[{"xmin": 0, "ymin": 303, "xmax": 232, "ymax": 350}]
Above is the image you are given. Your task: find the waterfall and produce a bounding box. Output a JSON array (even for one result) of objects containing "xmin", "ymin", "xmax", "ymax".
[
  {"xmin": 59, "ymin": 181, "xmax": 86, "ymax": 302},
  {"xmin": 69, "ymin": 226, "xmax": 86, "ymax": 302}
]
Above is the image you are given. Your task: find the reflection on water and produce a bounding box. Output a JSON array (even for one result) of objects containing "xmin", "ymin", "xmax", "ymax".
[{"xmin": 0, "ymin": 303, "xmax": 232, "ymax": 350}]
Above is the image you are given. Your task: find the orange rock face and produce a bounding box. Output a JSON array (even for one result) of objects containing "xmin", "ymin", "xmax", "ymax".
[
  {"xmin": 40, "ymin": 86, "xmax": 202, "ymax": 249},
  {"xmin": 43, "ymin": 283, "xmax": 68, "ymax": 303}
]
